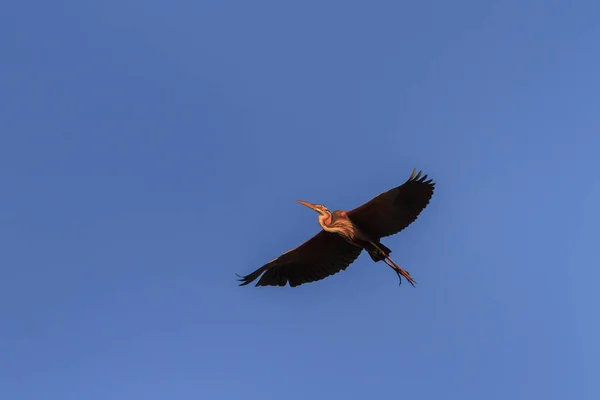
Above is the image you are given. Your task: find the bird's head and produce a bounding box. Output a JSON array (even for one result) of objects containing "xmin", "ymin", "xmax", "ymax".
[{"xmin": 296, "ymin": 200, "xmax": 330, "ymax": 216}]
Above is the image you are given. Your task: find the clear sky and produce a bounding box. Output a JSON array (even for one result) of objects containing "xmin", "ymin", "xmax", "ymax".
[{"xmin": 2, "ymin": 1, "xmax": 599, "ymax": 399}]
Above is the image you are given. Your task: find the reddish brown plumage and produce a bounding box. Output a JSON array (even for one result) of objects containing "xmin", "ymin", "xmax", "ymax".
[{"xmin": 237, "ymin": 169, "xmax": 435, "ymax": 288}]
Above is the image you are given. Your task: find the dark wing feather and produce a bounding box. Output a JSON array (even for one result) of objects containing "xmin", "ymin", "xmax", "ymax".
[
  {"xmin": 347, "ymin": 169, "xmax": 435, "ymax": 240},
  {"xmin": 238, "ymin": 230, "xmax": 363, "ymax": 287}
]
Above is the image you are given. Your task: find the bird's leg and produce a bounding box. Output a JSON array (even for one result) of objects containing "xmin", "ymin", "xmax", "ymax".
[{"xmin": 383, "ymin": 257, "xmax": 416, "ymax": 287}]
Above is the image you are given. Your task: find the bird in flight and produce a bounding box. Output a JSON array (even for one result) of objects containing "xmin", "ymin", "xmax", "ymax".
[{"xmin": 237, "ymin": 169, "xmax": 435, "ymax": 288}]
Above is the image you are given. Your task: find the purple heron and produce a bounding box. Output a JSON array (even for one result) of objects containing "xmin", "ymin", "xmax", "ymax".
[{"xmin": 237, "ymin": 169, "xmax": 435, "ymax": 288}]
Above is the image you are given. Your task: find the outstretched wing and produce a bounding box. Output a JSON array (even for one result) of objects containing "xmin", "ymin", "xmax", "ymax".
[
  {"xmin": 238, "ymin": 230, "xmax": 363, "ymax": 287},
  {"xmin": 347, "ymin": 169, "xmax": 435, "ymax": 240}
]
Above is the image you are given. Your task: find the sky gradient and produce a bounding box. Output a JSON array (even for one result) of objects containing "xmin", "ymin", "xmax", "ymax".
[{"xmin": 2, "ymin": 1, "xmax": 599, "ymax": 399}]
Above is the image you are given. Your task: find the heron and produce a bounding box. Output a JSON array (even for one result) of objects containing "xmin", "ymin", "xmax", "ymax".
[{"xmin": 237, "ymin": 169, "xmax": 435, "ymax": 288}]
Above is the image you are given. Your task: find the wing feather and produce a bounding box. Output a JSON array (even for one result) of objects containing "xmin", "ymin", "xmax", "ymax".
[
  {"xmin": 347, "ymin": 169, "xmax": 435, "ymax": 239},
  {"xmin": 238, "ymin": 230, "xmax": 363, "ymax": 287}
]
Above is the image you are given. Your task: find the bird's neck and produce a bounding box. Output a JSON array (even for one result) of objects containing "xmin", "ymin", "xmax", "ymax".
[
  {"xmin": 318, "ymin": 212, "xmax": 333, "ymax": 229},
  {"xmin": 318, "ymin": 211, "xmax": 359, "ymax": 242}
]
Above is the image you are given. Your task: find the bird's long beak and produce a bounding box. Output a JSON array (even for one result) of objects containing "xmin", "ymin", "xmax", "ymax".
[{"xmin": 297, "ymin": 200, "xmax": 318, "ymax": 211}]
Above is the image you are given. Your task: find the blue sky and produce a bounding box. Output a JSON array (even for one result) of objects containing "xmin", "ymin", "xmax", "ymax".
[{"xmin": 1, "ymin": 1, "xmax": 599, "ymax": 399}]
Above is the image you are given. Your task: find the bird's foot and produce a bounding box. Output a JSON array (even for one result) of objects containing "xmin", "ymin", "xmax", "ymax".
[
  {"xmin": 395, "ymin": 270, "xmax": 403, "ymax": 285},
  {"xmin": 384, "ymin": 257, "xmax": 416, "ymax": 288},
  {"xmin": 395, "ymin": 268, "xmax": 416, "ymax": 287}
]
